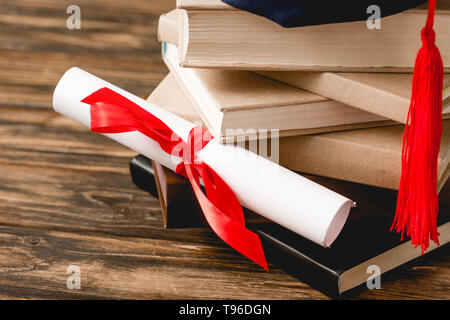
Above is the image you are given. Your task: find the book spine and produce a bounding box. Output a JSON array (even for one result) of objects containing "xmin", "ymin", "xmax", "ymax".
[
  {"xmin": 129, "ymin": 155, "xmax": 158, "ymax": 198},
  {"xmin": 130, "ymin": 155, "xmax": 208, "ymax": 228}
]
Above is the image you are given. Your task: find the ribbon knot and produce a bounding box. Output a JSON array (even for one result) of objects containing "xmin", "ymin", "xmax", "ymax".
[
  {"xmin": 82, "ymin": 87, "xmax": 268, "ymax": 270},
  {"xmin": 176, "ymin": 126, "xmax": 212, "ymax": 166}
]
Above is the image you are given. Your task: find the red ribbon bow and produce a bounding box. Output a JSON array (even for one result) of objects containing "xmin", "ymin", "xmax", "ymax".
[{"xmin": 81, "ymin": 87, "xmax": 268, "ymax": 270}]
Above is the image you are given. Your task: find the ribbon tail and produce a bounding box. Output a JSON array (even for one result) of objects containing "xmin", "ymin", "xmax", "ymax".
[
  {"xmin": 83, "ymin": 88, "xmax": 267, "ymax": 268},
  {"xmin": 183, "ymin": 163, "xmax": 268, "ymax": 270}
]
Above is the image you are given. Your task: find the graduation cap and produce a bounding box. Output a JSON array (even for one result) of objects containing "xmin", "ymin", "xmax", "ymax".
[
  {"xmin": 221, "ymin": 0, "xmax": 428, "ymax": 27},
  {"xmin": 222, "ymin": 0, "xmax": 444, "ymax": 253}
]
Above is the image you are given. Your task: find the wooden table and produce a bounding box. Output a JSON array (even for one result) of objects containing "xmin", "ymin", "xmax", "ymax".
[{"xmin": 0, "ymin": 0, "xmax": 448, "ymax": 300}]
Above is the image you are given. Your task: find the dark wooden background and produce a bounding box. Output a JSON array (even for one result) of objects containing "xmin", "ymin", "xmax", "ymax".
[{"xmin": 0, "ymin": 0, "xmax": 448, "ymax": 299}]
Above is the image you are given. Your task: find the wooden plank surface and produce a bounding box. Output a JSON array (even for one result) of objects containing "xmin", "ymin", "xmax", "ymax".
[{"xmin": 0, "ymin": 0, "xmax": 448, "ymax": 299}]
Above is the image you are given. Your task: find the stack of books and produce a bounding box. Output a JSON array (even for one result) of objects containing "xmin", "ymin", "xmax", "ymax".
[{"xmin": 130, "ymin": 0, "xmax": 450, "ymax": 298}]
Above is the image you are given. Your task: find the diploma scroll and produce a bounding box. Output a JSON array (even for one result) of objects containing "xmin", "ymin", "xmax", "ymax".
[{"xmin": 53, "ymin": 67, "xmax": 355, "ymax": 251}]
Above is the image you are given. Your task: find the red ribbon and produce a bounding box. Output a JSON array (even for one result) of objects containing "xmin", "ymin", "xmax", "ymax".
[{"xmin": 81, "ymin": 87, "xmax": 268, "ymax": 270}]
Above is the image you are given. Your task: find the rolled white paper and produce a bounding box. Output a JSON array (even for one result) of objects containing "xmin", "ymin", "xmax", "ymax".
[{"xmin": 53, "ymin": 67, "xmax": 355, "ymax": 247}]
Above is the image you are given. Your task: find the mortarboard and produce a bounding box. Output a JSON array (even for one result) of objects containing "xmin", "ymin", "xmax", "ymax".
[
  {"xmin": 222, "ymin": 0, "xmax": 444, "ymax": 253},
  {"xmin": 221, "ymin": 0, "xmax": 428, "ymax": 27}
]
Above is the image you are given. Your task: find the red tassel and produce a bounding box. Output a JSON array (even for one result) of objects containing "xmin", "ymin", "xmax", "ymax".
[{"xmin": 391, "ymin": 0, "xmax": 443, "ymax": 253}]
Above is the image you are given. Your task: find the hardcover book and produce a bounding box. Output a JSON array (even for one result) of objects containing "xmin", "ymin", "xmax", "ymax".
[
  {"xmin": 171, "ymin": 0, "xmax": 450, "ymax": 71},
  {"xmin": 129, "ymin": 155, "xmax": 450, "ymax": 299}
]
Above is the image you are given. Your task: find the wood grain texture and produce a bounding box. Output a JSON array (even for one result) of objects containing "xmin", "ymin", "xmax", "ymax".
[{"xmin": 0, "ymin": 0, "xmax": 448, "ymax": 300}]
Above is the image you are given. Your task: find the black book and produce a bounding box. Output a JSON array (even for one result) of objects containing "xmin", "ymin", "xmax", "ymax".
[{"xmin": 130, "ymin": 155, "xmax": 450, "ymax": 299}]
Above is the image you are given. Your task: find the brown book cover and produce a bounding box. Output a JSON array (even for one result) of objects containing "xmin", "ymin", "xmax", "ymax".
[
  {"xmin": 149, "ymin": 73, "xmax": 450, "ymax": 191},
  {"xmin": 259, "ymin": 71, "xmax": 450, "ymax": 123}
]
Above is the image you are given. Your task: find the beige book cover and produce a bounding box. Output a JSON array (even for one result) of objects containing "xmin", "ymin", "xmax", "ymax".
[
  {"xmin": 172, "ymin": 3, "xmax": 450, "ymax": 71},
  {"xmin": 146, "ymin": 73, "xmax": 199, "ymax": 123},
  {"xmin": 149, "ymin": 73, "xmax": 450, "ymax": 192},
  {"xmin": 163, "ymin": 41, "xmax": 394, "ymax": 140},
  {"xmin": 279, "ymin": 124, "xmax": 450, "ymax": 193},
  {"xmin": 259, "ymin": 71, "xmax": 450, "ymax": 123},
  {"xmin": 177, "ymin": 0, "xmax": 232, "ymax": 10}
]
